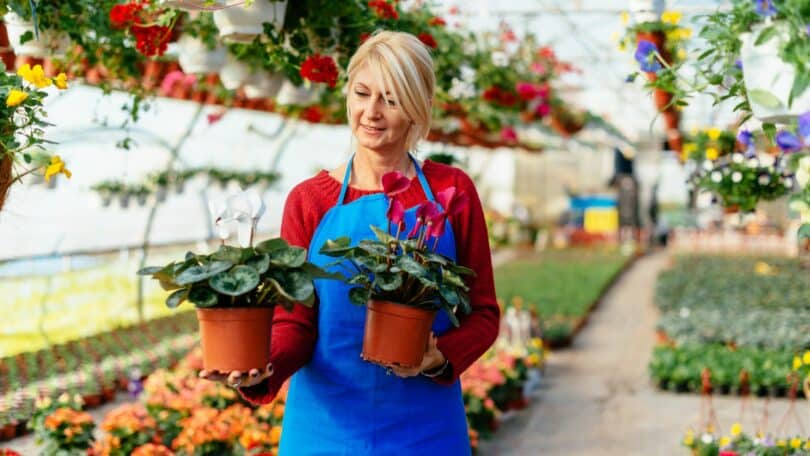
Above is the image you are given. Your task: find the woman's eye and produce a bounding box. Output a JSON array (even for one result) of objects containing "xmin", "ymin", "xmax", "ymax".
[
  {"xmin": 386, "ymin": 99, "xmax": 397, "ymax": 107},
  {"xmin": 355, "ymin": 92, "xmax": 369, "ymax": 97}
]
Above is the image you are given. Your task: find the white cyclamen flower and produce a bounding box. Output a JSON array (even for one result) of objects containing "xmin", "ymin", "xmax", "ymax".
[
  {"xmin": 209, "ymin": 190, "xmax": 266, "ymax": 246},
  {"xmin": 731, "ymin": 171, "xmax": 743, "ymax": 183}
]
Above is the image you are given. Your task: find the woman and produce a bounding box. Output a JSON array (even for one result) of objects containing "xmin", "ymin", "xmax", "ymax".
[{"xmin": 201, "ymin": 30, "xmax": 499, "ymax": 454}]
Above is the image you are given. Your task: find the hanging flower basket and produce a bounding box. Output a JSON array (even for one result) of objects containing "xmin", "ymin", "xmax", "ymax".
[
  {"xmin": 219, "ymin": 55, "xmax": 252, "ymax": 90},
  {"xmin": 176, "ymin": 34, "xmax": 226, "ymax": 75},
  {"xmin": 213, "ymin": 0, "xmax": 287, "ymax": 44},
  {"xmin": 361, "ymin": 300, "xmax": 436, "ymax": 368},
  {"xmin": 275, "ymin": 79, "xmax": 317, "ymax": 106},
  {"xmin": 629, "ymin": 0, "xmax": 665, "ymax": 23},
  {"xmin": 3, "ymin": 12, "xmax": 70, "ymax": 57},
  {"xmin": 244, "ymin": 71, "xmax": 284, "ymax": 99},
  {"xmin": 740, "ymin": 23, "xmax": 810, "ymax": 124}
]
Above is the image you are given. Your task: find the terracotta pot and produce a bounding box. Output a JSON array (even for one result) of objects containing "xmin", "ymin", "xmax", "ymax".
[
  {"xmin": 666, "ymin": 129, "xmax": 683, "ymax": 153},
  {"xmin": 0, "ymin": 153, "xmax": 11, "ymax": 212},
  {"xmin": 142, "ymin": 60, "xmax": 169, "ymax": 90},
  {"xmin": 0, "ymin": 23, "xmax": 14, "ymax": 69},
  {"xmin": 1, "ymin": 423, "xmax": 16, "ymax": 440},
  {"xmin": 102, "ymin": 388, "xmax": 116, "ymax": 402},
  {"xmin": 661, "ymin": 109, "xmax": 679, "ymax": 129},
  {"xmin": 653, "ymin": 89, "xmax": 673, "ymax": 112},
  {"xmin": 197, "ymin": 307, "xmax": 274, "ymax": 372},
  {"xmin": 361, "ymin": 300, "xmax": 436, "ymax": 368},
  {"xmin": 84, "ymin": 393, "xmax": 102, "ymax": 408}
]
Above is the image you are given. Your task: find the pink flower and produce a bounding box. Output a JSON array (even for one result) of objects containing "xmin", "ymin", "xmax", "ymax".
[
  {"xmin": 160, "ymin": 71, "xmax": 196, "ymax": 96},
  {"xmin": 426, "ymin": 212, "xmax": 447, "ymax": 238},
  {"xmin": 515, "ymin": 82, "xmax": 549, "ymax": 101},
  {"xmin": 530, "ymin": 62, "xmax": 547, "ymax": 76},
  {"xmin": 387, "ymin": 197, "xmax": 405, "ymax": 230},
  {"xmin": 381, "ymin": 171, "xmax": 411, "ymax": 197},
  {"xmin": 207, "ymin": 109, "xmax": 226, "ymax": 125},
  {"xmin": 500, "ymin": 126, "xmax": 518, "ymax": 143},
  {"xmin": 408, "ymin": 200, "xmax": 440, "ymax": 238},
  {"xmin": 534, "ymin": 102, "xmax": 551, "ymax": 117},
  {"xmin": 437, "ymin": 186, "xmax": 469, "ymax": 217}
]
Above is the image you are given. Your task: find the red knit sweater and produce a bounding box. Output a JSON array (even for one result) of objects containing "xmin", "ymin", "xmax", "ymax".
[{"xmin": 239, "ymin": 160, "xmax": 500, "ymax": 404}]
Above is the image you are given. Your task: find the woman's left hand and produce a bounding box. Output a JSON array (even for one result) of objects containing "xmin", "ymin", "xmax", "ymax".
[{"xmin": 388, "ymin": 333, "xmax": 445, "ymax": 378}]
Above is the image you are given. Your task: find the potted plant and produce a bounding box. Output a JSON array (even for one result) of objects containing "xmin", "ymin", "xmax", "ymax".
[
  {"xmin": 212, "ymin": 0, "xmax": 287, "ymax": 44},
  {"xmin": 138, "ymin": 190, "xmax": 337, "ymax": 372},
  {"xmin": 2, "ymin": 1, "xmax": 71, "ymax": 58},
  {"xmin": 318, "ymin": 171, "xmax": 475, "ymax": 368}
]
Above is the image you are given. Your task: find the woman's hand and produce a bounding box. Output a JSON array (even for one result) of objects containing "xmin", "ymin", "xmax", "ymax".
[
  {"xmin": 198, "ymin": 362, "xmax": 274, "ymax": 389},
  {"xmin": 388, "ymin": 333, "xmax": 445, "ymax": 378}
]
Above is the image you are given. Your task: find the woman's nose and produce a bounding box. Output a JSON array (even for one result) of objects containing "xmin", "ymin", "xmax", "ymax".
[{"xmin": 363, "ymin": 97, "xmax": 383, "ymax": 119}]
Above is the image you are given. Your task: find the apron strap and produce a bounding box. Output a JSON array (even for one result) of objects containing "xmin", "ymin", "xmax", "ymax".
[{"xmin": 337, "ymin": 154, "xmax": 436, "ymax": 205}]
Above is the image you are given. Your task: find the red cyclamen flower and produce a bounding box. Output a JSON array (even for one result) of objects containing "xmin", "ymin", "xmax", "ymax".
[
  {"xmin": 387, "ymin": 198, "xmax": 406, "ymax": 231},
  {"xmin": 408, "ymin": 200, "xmax": 440, "ymax": 238},
  {"xmin": 300, "ymin": 54, "xmax": 339, "ymax": 88},
  {"xmin": 368, "ymin": 1, "xmax": 399, "ymax": 19},
  {"xmin": 418, "ymin": 33, "xmax": 438, "ymax": 49}
]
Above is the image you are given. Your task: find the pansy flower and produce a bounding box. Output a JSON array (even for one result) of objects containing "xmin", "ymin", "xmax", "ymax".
[{"xmin": 634, "ymin": 40, "xmax": 662, "ymax": 72}]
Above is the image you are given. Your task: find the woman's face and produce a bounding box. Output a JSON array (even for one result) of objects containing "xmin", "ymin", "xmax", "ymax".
[{"xmin": 348, "ymin": 65, "xmax": 412, "ymax": 156}]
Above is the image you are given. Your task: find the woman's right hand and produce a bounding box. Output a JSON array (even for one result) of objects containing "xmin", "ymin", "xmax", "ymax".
[{"xmin": 198, "ymin": 362, "xmax": 274, "ymax": 389}]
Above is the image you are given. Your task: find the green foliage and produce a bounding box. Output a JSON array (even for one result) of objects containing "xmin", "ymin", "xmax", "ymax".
[
  {"xmin": 319, "ymin": 227, "xmax": 474, "ymax": 326},
  {"xmin": 139, "ymin": 240, "xmax": 336, "ymax": 311},
  {"xmin": 494, "ymin": 249, "xmax": 628, "ymax": 344}
]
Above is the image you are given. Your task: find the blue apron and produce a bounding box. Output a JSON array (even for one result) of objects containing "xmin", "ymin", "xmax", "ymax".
[{"xmin": 279, "ymin": 155, "xmax": 470, "ymax": 455}]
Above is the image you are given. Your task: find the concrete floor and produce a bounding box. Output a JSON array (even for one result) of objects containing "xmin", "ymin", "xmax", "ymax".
[{"xmin": 478, "ymin": 251, "xmax": 808, "ymax": 456}]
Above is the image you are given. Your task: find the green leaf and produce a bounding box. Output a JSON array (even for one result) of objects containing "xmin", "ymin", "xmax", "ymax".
[
  {"xmin": 442, "ymin": 269, "xmax": 467, "ymax": 288},
  {"xmin": 300, "ymin": 262, "xmax": 346, "ymax": 281},
  {"xmin": 358, "ymin": 240, "xmax": 389, "ymax": 256},
  {"xmin": 798, "ymin": 224, "xmax": 810, "ymax": 240},
  {"xmin": 374, "ymin": 271, "xmax": 403, "ymax": 291},
  {"xmin": 458, "ymin": 291, "xmax": 472, "ymax": 315},
  {"xmin": 748, "ymin": 89, "xmax": 783, "ymax": 109},
  {"xmin": 211, "ymin": 245, "xmax": 251, "ymax": 264},
  {"xmin": 137, "ymin": 266, "xmax": 162, "ymax": 275},
  {"xmin": 188, "ymin": 286, "xmax": 219, "ymax": 307},
  {"xmin": 319, "ymin": 237, "xmax": 353, "ymax": 256},
  {"xmin": 166, "ymin": 288, "xmax": 188, "ymax": 309},
  {"xmin": 439, "ymin": 284, "xmax": 460, "ymax": 307},
  {"xmin": 268, "ymin": 270, "xmax": 315, "ymax": 302},
  {"xmin": 397, "ymin": 256, "xmax": 426, "ymax": 276},
  {"xmin": 175, "ymin": 261, "xmax": 234, "ymax": 285},
  {"xmin": 754, "ymin": 25, "xmax": 777, "ymax": 46},
  {"xmin": 370, "ymin": 225, "xmax": 394, "ymax": 243},
  {"xmin": 208, "ymin": 265, "xmax": 261, "ymax": 296},
  {"xmin": 256, "ymin": 238, "xmax": 289, "ymax": 253},
  {"xmin": 788, "ymin": 72, "xmax": 810, "ymax": 108},
  {"xmin": 349, "ymin": 287, "xmax": 371, "ymax": 306},
  {"xmin": 355, "ymin": 255, "xmax": 389, "ymax": 273},
  {"xmin": 268, "ymin": 247, "xmax": 307, "ymax": 268},
  {"xmin": 762, "ymin": 123, "xmax": 777, "ymax": 142},
  {"xmin": 245, "ymin": 253, "xmax": 270, "ymax": 274},
  {"xmin": 697, "ymin": 48, "xmax": 715, "ymax": 61}
]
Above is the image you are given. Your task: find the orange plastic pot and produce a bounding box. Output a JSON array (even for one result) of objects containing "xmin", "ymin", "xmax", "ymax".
[
  {"xmin": 361, "ymin": 300, "xmax": 436, "ymax": 368},
  {"xmin": 197, "ymin": 307, "xmax": 274, "ymax": 372}
]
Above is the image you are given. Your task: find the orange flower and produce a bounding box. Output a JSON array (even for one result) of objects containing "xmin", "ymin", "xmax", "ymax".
[{"xmin": 269, "ymin": 426, "xmax": 282, "ymax": 445}]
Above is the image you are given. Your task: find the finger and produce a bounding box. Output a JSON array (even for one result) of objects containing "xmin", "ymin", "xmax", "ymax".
[
  {"xmin": 227, "ymin": 371, "xmax": 243, "ymax": 386},
  {"xmin": 248, "ymin": 368, "xmax": 260, "ymax": 379},
  {"xmin": 265, "ymin": 362, "xmax": 274, "ymax": 376}
]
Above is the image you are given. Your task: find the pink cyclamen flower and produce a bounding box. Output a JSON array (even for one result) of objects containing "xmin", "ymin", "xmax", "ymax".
[
  {"xmin": 426, "ymin": 212, "xmax": 448, "ymax": 239},
  {"xmin": 387, "ymin": 197, "xmax": 405, "ymax": 230},
  {"xmin": 437, "ymin": 186, "xmax": 469, "ymax": 217},
  {"xmin": 500, "ymin": 126, "xmax": 518, "ymax": 143},
  {"xmin": 381, "ymin": 171, "xmax": 411, "ymax": 197},
  {"xmin": 408, "ymin": 200, "xmax": 440, "ymax": 238}
]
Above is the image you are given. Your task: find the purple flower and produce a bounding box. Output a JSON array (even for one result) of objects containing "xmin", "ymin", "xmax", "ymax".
[
  {"xmin": 735, "ymin": 59, "xmax": 743, "ymax": 70},
  {"xmin": 634, "ymin": 40, "xmax": 662, "ymax": 72},
  {"xmin": 738, "ymin": 129, "xmax": 756, "ymax": 157},
  {"xmin": 755, "ymin": 0, "xmax": 777, "ymax": 17},
  {"xmin": 799, "ymin": 111, "xmax": 810, "ymax": 142},
  {"xmin": 806, "ymin": 24, "xmax": 810, "ymax": 37},
  {"xmin": 776, "ymin": 130, "xmax": 802, "ymax": 153}
]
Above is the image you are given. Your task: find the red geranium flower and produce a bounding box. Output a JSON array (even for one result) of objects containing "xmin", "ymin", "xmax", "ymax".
[
  {"xmin": 368, "ymin": 1, "xmax": 398, "ymax": 20},
  {"xmin": 109, "ymin": 3, "xmax": 142, "ymax": 29},
  {"xmin": 132, "ymin": 25, "xmax": 171, "ymax": 57},
  {"xmin": 482, "ymin": 86, "xmax": 518, "ymax": 107},
  {"xmin": 300, "ymin": 54, "xmax": 339, "ymax": 88},
  {"xmin": 359, "ymin": 32, "xmax": 371, "ymax": 43},
  {"xmin": 301, "ymin": 106, "xmax": 324, "ymax": 123},
  {"xmin": 418, "ymin": 33, "xmax": 437, "ymax": 49},
  {"xmin": 428, "ymin": 16, "xmax": 446, "ymax": 27}
]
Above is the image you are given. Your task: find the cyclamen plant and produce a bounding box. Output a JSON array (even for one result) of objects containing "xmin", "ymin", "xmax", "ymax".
[{"xmin": 319, "ymin": 171, "xmax": 476, "ymax": 327}]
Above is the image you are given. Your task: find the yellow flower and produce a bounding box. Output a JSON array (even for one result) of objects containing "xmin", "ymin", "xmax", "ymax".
[
  {"xmin": 793, "ymin": 356, "xmax": 802, "ymax": 371},
  {"xmin": 705, "ymin": 147, "xmax": 719, "ymax": 161},
  {"xmin": 661, "ymin": 10, "xmax": 682, "ymax": 24},
  {"xmin": 791, "ymin": 438, "xmax": 802, "ymax": 449},
  {"xmin": 804, "ymin": 440, "xmax": 810, "ymax": 450},
  {"xmin": 720, "ymin": 436, "xmax": 730, "ymax": 447},
  {"xmin": 620, "ymin": 11, "xmax": 630, "ymax": 25},
  {"xmin": 730, "ymin": 423, "xmax": 742, "ymax": 437},
  {"xmin": 683, "ymin": 429, "xmax": 695, "ymax": 446},
  {"xmin": 44, "ymin": 155, "xmax": 72, "ymax": 182},
  {"xmin": 802, "ymin": 350, "xmax": 810, "ymax": 365},
  {"xmin": 683, "ymin": 142, "xmax": 697, "ymax": 154},
  {"xmin": 618, "ymin": 40, "xmax": 627, "ymax": 52},
  {"xmin": 677, "ymin": 49, "xmax": 686, "ymax": 60},
  {"xmin": 53, "ymin": 72, "xmax": 69, "ymax": 90},
  {"xmin": 678, "ymin": 28, "xmax": 692, "ymax": 40},
  {"xmin": 530, "ymin": 337, "xmax": 543, "ymax": 349},
  {"xmin": 17, "ymin": 63, "xmax": 52, "ymax": 88},
  {"xmin": 707, "ymin": 128, "xmax": 721, "ymax": 140},
  {"xmin": 754, "ymin": 261, "xmax": 775, "ymax": 276},
  {"xmin": 6, "ymin": 89, "xmax": 28, "ymax": 107},
  {"xmin": 777, "ymin": 439, "xmax": 787, "ymax": 447}
]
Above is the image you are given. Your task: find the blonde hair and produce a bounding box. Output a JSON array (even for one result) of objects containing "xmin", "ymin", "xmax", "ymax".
[{"xmin": 346, "ymin": 31, "xmax": 435, "ymax": 152}]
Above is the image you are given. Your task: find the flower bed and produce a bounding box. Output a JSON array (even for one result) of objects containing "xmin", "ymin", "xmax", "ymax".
[
  {"xmin": 651, "ymin": 255, "xmax": 810, "ymax": 396},
  {"xmin": 682, "ymin": 424, "xmax": 810, "ymax": 455},
  {"xmin": 12, "ymin": 337, "xmax": 545, "ymax": 454},
  {"xmin": 494, "ymin": 249, "xmax": 631, "ymax": 346}
]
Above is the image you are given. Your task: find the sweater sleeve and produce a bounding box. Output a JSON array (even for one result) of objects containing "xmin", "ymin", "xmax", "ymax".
[
  {"xmin": 238, "ymin": 185, "xmax": 320, "ymax": 405},
  {"xmin": 433, "ymin": 170, "xmax": 500, "ymax": 385}
]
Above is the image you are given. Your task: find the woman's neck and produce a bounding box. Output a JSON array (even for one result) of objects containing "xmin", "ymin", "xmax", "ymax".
[{"xmin": 350, "ymin": 148, "xmax": 414, "ymax": 190}]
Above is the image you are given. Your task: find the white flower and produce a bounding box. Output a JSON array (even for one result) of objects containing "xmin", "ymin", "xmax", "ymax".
[
  {"xmin": 731, "ymin": 171, "xmax": 743, "ymax": 183},
  {"xmin": 459, "ymin": 65, "xmax": 476, "ymax": 83},
  {"xmin": 208, "ymin": 190, "xmax": 266, "ymax": 246},
  {"xmin": 701, "ymin": 433, "xmax": 714, "ymax": 444},
  {"xmin": 747, "ymin": 157, "xmax": 760, "ymax": 168},
  {"xmin": 759, "ymin": 154, "xmax": 776, "ymax": 168},
  {"xmin": 711, "ymin": 171, "xmax": 723, "ymax": 183},
  {"xmin": 679, "ymin": 307, "xmax": 690, "ymax": 318},
  {"xmin": 449, "ymin": 78, "xmax": 476, "ymax": 99},
  {"xmin": 795, "ymin": 156, "xmax": 810, "ymax": 188},
  {"xmin": 732, "ymin": 153, "xmax": 744, "ymax": 163},
  {"xmin": 491, "ymin": 51, "xmax": 509, "ymax": 67},
  {"xmin": 703, "ymin": 160, "xmax": 714, "ymax": 171},
  {"xmin": 757, "ymin": 174, "xmax": 770, "ymax": 185}
]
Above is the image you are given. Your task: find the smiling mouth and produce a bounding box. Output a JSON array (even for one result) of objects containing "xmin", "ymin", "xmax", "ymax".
[{"xmin": 362, "ymin": 125, "xmax": 386, "ymax": 132}]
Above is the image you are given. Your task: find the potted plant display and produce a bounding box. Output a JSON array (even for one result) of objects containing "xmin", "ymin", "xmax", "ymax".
[
  {"xmin": 319, "ymin": 171, "xmax": 475, "ymax": 368},
  {"xmin": 138, "ymin": 190, "xmax": 337, "ymax": 372}
]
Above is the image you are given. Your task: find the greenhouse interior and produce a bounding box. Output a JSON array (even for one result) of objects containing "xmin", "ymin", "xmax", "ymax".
[{"xmin": 1, "ymin": 0, "xmax": 809, "ymax": 454}]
